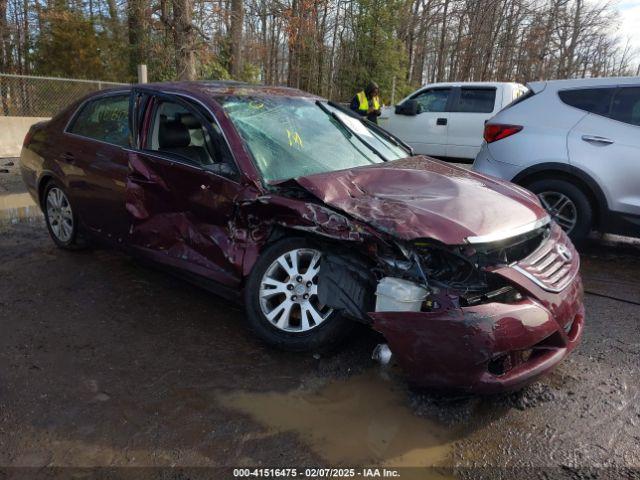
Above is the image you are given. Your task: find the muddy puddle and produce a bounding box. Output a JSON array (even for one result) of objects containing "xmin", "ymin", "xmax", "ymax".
[
  {"xmin": 0, "ymin": 192, "xmax": 42, "ymax": 225},
  {"xmin": 218, "ymin": 370, "xmax": 460, "ymax": 472}
]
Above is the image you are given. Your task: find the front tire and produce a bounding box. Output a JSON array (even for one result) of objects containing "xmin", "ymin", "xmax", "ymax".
[
  {"xmin": 42, "ymin": 181, "xmax": 82, "ymax": 249},
  {"xmin": 526, "ymin": 178, "xmax": 593, "ymax": 242},
  {"xmin": 244, "ymin": 237, "xmax": 354, "ymax": 352}
]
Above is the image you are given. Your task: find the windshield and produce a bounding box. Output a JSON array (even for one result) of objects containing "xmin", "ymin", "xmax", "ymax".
[{"xmin": 219, "ymin": 96, "xmax": 408, "ymax": 182}]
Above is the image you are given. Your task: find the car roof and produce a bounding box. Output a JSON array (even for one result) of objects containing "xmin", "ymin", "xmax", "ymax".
[
  {"xmin": 528, "ymin": 76, "xmax": 640, "ymax": 93},
  {"xmin": 140, "ymin": 80, "xmax": 322, "ymax": 99},
  {"xmin": 420, "ymin": 81, "xmax": 524, "ymax": 89}
]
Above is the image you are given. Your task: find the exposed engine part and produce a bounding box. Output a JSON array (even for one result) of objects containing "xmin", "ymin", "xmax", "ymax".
[
  {"xmin": 471, "ymin": 223, "xmax": 551, "ymax": 266},
  {"xmin": 375, "ymin": 277, "xmax": 427, "ymax": 312},
  {"xmin": 381, "ymin": 225, "xmax": 551, "ymax": 308},
  {"xmin": 371, "ymin": 344, "xmax": 392, "ymax": 366}
]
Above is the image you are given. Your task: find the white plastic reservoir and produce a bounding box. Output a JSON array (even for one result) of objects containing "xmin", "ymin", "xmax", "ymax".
[{"xmin": 375, "ymin": 277, "xmax": 428, "ymax": 312}]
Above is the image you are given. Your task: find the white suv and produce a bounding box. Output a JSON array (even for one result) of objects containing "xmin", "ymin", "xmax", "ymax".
[
  {"xmin": 473, "ymin": 77, "xmax": 640, "ymax": 241},
  {"xmin": 379, "ymin": 82, "xmax": 527, "ymax": 160}
]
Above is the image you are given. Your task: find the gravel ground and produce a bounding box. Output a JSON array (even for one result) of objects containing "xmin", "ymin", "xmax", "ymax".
[
  {"xmin": 0, "ymin": 158, "xmax": 24, "ymax": 194},
  {"xmin": 1, "ymin": 161, "xmax": 639, "ymax": 479}
]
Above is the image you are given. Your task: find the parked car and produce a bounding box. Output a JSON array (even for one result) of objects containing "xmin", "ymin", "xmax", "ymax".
[
  {"xmin": 20, "ymin": 81, "xmax": 584, "ymax": 393},
  {"xmin": 379, "ymin": 81, "xmax": 528, "ymax": 161},
  {"xmin": 473, "ymin": 77, "xmax": 640, "ymax": 242}
]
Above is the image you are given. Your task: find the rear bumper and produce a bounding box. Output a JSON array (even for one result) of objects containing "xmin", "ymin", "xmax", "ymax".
[
  {"xmin": 371, "ymin": 273, "xmax": 584, "ymax": 394},
  {"xmin": 472, "ymin": 142, "xmax": 523, "ymax": 181}
]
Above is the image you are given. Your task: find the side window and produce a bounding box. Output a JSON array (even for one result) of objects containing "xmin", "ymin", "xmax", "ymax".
[
  {"xmin": 558, "ymin": 88, "xmax": 615, "ymax": 116},
  {"xmin": 146, "ymin": 99, "xmax": 218, "ymax": 166},
  {"xmin": 453, "ymin": 88, "xmax": 496, "ymax": 113},
  {"xmin": 610, "ymin": 87, "xmax": 640, "ymax": 126},
  {"xmin": 69, "ymin": 95, "xmax": 130, "ymax": 147},
  {"xmin": 412, "ymin": 88, "xmax": 450, "ymax": 114}
]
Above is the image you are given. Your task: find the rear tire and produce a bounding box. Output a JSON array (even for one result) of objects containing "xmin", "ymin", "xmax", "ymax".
[
  {"xmin": 42, "ymin": 180, "xmax": 84, "ymax": 250},
  {"xmin": 244, "ymin": 237, "xmax": 354, "ymax": 352},
  {"xmin": 526, "ymin": 178, "xmax": 592, "ymax": 242}
]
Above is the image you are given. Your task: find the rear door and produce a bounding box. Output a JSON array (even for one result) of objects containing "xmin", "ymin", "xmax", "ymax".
[
  {"xmin": 64, "ymin": 92, "xmax": 132, "ymax": 240},
  {"xmin": 566, "ymin": 86, "xmax": 640, "ymax": 216},
  {"xmin": 381, "ymin": 87, "xmax": 452, "ymax": 156},
  {"xmin": 445, "ymin": 86, "xmax": 498, "ymax": 159},
  {"xmin": 126, "ymin": 91, "xmax": 244, "ymax": 287}
]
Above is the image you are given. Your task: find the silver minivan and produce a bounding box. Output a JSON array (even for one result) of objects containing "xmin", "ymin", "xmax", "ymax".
[{"xmin": 473, "ymin": 77, "xmax": 640, "ymax": 241}]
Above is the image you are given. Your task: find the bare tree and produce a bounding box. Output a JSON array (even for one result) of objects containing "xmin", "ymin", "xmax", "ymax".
[
  {"xmin": 230, "ymin": 0, "xmax": 243, "ymax": 77},
  {"xmin": 161, "ymin": 0, "xmax": 197, "ymax": 80}
]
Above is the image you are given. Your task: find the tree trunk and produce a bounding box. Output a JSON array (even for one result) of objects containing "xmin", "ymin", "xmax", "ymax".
[
  {"xmin": 230, "ymin": 0, "xmax": 243, "ymax": 78},
  {"xmin": 435, "ymin": 0, "xmax": 449, "ymax": 82},
  {"xmin": 128, "ymin": 0, "xmax": 148, "ymax": 80},
  {"xmin": 172, "ymin": 0, "xmax": 196, "ymax": 80}
]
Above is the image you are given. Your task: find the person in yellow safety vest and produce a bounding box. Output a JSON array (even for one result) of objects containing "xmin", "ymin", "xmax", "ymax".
[{"xmin": 350, "ymin": 81, "xmax": 382, "ymax": 124}]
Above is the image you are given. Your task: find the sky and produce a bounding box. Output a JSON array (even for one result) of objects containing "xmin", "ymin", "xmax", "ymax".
[{"xmin": 617, "ymin": 0, "xmax": 640, "ymax": 58}]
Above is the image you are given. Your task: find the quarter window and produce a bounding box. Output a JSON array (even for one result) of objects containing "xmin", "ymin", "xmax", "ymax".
[
  {"xmin": 610, "ymin": 87, "xmax": 640, "ymax": 126},
  {"xmin": 558, "ymin": 88, "xmax": 615, "ymax": 116},
  {"xmin": 69, "ymin": 95, "xmax": 130, "ymax": 147},
  {"xmin": 453, "ymin": 88, "xmax": 496, "ymax": 113},
  {"xmin": 411, "ymin": 89, "xmax": 450, "ymax": 113}
]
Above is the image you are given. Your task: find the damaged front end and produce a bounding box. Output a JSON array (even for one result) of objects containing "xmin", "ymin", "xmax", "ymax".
[{"xmin": 318, "ymin": 218, "xmax": 584, "ymax": 393}]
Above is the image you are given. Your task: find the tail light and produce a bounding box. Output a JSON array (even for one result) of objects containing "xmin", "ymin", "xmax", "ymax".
[{"xmin": 484, "ymin": 124, "xmax": 522, "ymax": 143}]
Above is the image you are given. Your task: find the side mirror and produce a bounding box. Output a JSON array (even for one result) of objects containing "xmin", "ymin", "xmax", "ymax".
[{"xmin": 395, "ymin": 99, "xmax": 418, "ymax": 116}]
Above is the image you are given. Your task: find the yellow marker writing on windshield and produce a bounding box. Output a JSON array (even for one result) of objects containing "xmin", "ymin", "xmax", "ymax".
[{"xmin": 286, "ymin": 129, "xmax": 304, "ymax": 148}]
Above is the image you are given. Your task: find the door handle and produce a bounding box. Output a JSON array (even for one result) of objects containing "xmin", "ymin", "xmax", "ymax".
[
  {"xmin": 582, "ymin": 135, "xmax": 614, "ymax": 146},
  {"xmin": 436, "ymin": 117, "xmax": 448, "ymax": 126},
  {"xmin": 129, "ymin": 174, "xmax": 156, "ymax": 185},
  {"xmin": 61, "ymin": 152, "xmax": 75, "ymax": 163}
]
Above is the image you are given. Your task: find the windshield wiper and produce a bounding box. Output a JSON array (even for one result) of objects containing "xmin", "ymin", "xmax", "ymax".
[
  {"xmin": 327, "ymin": 101, "xmax": 413, "ymax": 155},
  {"xmin": 315, "ymin": 100, "xmax": 388, "ymax": 162}
]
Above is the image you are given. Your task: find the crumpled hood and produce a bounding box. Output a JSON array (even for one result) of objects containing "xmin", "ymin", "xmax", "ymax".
[{"xmin": 295, "ymin": 156, "xmax": 547, "ymax": 245}]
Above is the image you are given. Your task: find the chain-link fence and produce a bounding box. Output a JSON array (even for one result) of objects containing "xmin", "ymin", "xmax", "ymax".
[{"xmin": 0, "ymin": 73, "xmax": 129, "ymax": 117}]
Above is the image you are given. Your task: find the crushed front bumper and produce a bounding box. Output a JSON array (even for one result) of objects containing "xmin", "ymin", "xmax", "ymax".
[{"xmin": 370, "ymin": 225, "xmax": 584, "ymax": 394}]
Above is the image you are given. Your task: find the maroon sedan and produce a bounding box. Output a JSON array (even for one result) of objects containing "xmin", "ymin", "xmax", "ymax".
[{"xmin": 20, "ymin": 81, "xmax": 584, "ymax": 393}]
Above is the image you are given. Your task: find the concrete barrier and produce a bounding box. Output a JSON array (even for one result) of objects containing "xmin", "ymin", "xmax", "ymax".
[{"xmin": 0, "ymin": 116, "xmax": 51, "ymax": 158}]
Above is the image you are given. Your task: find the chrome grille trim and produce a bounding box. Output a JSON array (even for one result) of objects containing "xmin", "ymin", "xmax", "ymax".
[
  {"xmin": 465, "ymin": 216, "xmax": 550, "ymax": 245},
  {"xmin": 513, "ymin": 264, "xmax": 578, "ymax": 292},
  {"xmin": 513, "ymin": 230, "xmax": 579, "ymax": 292}
]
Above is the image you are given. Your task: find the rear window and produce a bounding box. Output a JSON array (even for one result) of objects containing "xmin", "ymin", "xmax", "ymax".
[
  {"xmin": 453, "ymin": 88, "xmax": 496, "ymax": 113},
  {"xmin": 558, "ymin": 88, "xmax": 615, "ymax": 116},
  {"xmin": 69, "ymin": 94, "xmax": 130, "ymax": 147},
  {"xmin": 610, "ymin": 87, "xmax": 640, "ymax": 126}
]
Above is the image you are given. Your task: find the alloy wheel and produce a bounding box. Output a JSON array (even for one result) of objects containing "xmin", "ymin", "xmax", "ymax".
[
  {"xmin": 537, "ymin": 191, "xmax": 578, "ymax": 234},
  {"xmin": 259, "ymin": 248, "xmax": 332, "ymax": 332},
  {"xmin": 46, "ymin": 187, "xmax": 74, "ymax": 242}
]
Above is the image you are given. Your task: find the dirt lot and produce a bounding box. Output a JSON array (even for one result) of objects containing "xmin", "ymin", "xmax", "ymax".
[{"xmin": 1, "ymin": 160, "xmax": 639, "ymax": 479}]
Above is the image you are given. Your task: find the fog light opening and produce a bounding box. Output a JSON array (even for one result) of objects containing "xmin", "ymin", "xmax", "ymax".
[
  {"xmin": 372, "ymin": 344, "xmax": 393, "ymax": 366},
  {"xmin": 488, "ymin": 349, "xmax": 534, "ymax": 376}
]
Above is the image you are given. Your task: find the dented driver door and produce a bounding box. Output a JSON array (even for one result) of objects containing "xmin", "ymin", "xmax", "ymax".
[{"xmin": 125, "ymin": 91, "xmax": 245, "ymax": 288}]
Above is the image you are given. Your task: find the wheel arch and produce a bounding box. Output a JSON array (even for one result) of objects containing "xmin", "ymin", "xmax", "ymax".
[
  {"xmin": 243, "ymin": 225, "xmax": 372, "ymax": 274},
  {"xmin": 36, "ymin": 172, "xmax": 60, "ymax": 208},
  {"xmin": 238, "ymin": 195, "xmax": 384, "ymax": 281},
  {"xmin": 511, "ymin": 163, "xmax": 608, "ymax": 229}
]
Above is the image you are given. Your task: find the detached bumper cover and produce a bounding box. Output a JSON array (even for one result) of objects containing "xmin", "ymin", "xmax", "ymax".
[{"xmin": 371, "ymin": 224, "xmax": 584, "ymax": 393}]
